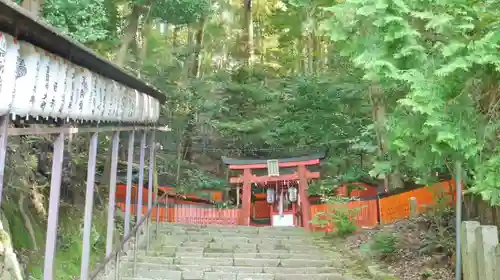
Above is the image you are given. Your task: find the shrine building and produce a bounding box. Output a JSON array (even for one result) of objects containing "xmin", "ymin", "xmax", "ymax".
[{"xmin": 222, "ymin": 152, "xmax": 325, "ymax": 230}]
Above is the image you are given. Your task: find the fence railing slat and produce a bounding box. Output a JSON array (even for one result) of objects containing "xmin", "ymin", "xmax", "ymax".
[
  {"xmin": 136, "ymin": 131, "xmax": 147, "ymax": 222},
  {"xmin": 42, "ymin": 133, "xmax": 65, "ymax": 280},
  {"xmin": 80, "ymin": 132, "xmax": 99, "ymax": 279},
  {"xmin": 124, "ymin": 131, "xmax": 135, "ymax": 236},
  {"xmin": 105, "ymin": 131, "xmax": 120, "ymax": 258}
]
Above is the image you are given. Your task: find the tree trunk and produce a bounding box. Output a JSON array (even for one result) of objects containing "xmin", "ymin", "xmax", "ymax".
[
  {"xmin": 255, "ymin": 18, "xmax": 265, "ymax": 64},
  {"xmin": 190, "ymin": 18, "xmax": 206, "ymax": 79},
  {"xmin": 180, "ymin": 18, "xmax": 207, "ymax": 162},
  {"xmin": 138, "ymin": 7, "xmax": 152, "ymax": 65},
  {"xmin": 175, "ymin": 128, "xmax": 183, "ymax": 186},
  {"xmin": 242, "ymin": 0, "xmax": 254, "ymax": 66},
  {"xmin": 307, "ymin": 32, "xmax": 314, "ymax": 75},
  {"xmin": 369, "ymin": 85, "xmax": 404, "ymax": 191},
  {"xmin": 312, "ymin": 33, "xmax": 321, "ymax": 73},
  {"xmin": 294, "ymin": 39, "xmax": 301, "ymax": 73},
  {"xmin": 116, "ymin": 4, "xmax": 142, "ymax": 66},
  {"xmin": 172, "ymin": 25, "xmax": 180, "ymax": 48}
]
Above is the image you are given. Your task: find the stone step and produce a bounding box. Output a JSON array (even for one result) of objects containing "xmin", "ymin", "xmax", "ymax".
[
  {"xmin": 148, "ymin": 243, "xmax": 323, "ymax": 253},
  {"xmin": 121, "ymin": 256, "xmax": 335, "ymax": 267},
  {"xmin": 121, "ymin": 263, "xmax": 340, "ymax": 274},
  {"xmin": 157, "ymin": 223, "xmax": 307, "ymax": 232},
  {"xmin": 141, "ymin": 251, "xmax": 333, "ymax": 260},
  {"xmin": 153, "ymin": 234, "xmax": 316, "ymax": 244},
  {"xmin": 141, "ymin": 245, "xmax": 325, "ymax": 256},
  {"xmin": 152, "ymin": 225, "xmax": 308, "ymax": 236},
  {"xmin": 156, "ymin": 230, "xmax": 309, "ymax": 237},
  {"xmin": 151, "ymin": 240, "xmax": 319, "ymax": 251},
  {"xmin": 142, "ymin": 247, "xmax": 324, "ymax": 258},
  {"xmin": 118, "ymin": 272, "xmax": 348, "ymax": 280},
  {"xmin": 120, "ymin": 265, "xmax": 348, "ymax": 280}
]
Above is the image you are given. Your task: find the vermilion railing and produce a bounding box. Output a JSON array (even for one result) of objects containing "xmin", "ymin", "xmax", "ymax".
[
  {"xmin": 174, "ymin": 207, "xmax": 240, "ymax": 225},
  {"xmin": 115, "ymin": 202, "xmax": 240, "ymax": 226}
]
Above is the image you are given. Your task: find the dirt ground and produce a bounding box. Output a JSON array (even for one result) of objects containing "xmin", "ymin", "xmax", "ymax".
[{"xmin": 317, "ymin": 218, "xmax": 455, "ymax": 280}]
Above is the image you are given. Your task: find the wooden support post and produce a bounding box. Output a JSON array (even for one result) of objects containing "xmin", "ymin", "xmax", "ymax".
[
  {"xmin": 475, "ymin": 225, "xmax": 498, "ymax": 280},
  {"xmin": 298, "ymin": 165, "xmax": 311, "ymax": 231},
  {"xmin": 409, "ymin": 197, "xmax": 417, "ymax": 218},
  {"xmin": 240, "ymin": 169, "xmax": 252, "ymax": 226},
  {"xmin": 461, "ymin": 221, "xmax": 480, "ymax": 280},
  {"xmin": 236, "ymin": 185, "xmax": 240, "ymax": 208}
]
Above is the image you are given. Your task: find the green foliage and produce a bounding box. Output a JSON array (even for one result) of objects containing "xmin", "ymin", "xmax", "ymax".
[
  {"xmin": 42, "ymin": 0, "xmax": 115, "ymax": 44},
  {"xmin": 333, "ymin": 211, "xmax": 358, "ymax": 236},
  {"xmin": 370, "ymin": 232, "xmax": 398, "ymax": 259},
  {"xmin": 155, "ymin": 153, "xmax": 228, "ymax": 192},
  {"xmin": 321, "ymin": 0, "xmax": 500, "ymax": 202},
  {"xmin": 151, "ymin": 0, "xmax": 211, "ymax": 25},
  {"xmin": 214, "ymin": 71, "xmax": 373, "ymax": 164}
]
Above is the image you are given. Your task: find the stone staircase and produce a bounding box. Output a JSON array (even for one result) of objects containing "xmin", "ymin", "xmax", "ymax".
[{"xmin": 115, "ymin": 224, "xmax": 353, "ymax": 280}]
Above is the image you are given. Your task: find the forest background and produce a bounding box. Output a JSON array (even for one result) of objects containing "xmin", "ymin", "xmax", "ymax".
[{"xmin": 2, "ymin": 0, "xmax": 500, "ymax": 278}]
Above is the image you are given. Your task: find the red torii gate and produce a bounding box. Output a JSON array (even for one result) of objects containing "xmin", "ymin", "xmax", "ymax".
[{"xmin": 222, "ymin": 153, "xmax": 324, "ymax": 230}]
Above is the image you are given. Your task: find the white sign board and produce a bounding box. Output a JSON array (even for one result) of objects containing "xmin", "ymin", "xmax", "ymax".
[{"xmin": 272, "ymin": 214, "xmax": 295, "ymax": 227}]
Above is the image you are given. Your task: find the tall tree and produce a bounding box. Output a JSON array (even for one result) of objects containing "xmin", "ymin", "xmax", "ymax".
[{"xmin": 242, "ymin": 0, "xmax": 254, "ymax": 65}]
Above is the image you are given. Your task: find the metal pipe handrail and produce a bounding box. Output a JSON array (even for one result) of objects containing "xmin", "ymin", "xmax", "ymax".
[{"xmin": 89, "ymin": 192, "xmax": 169, "ymax": 280}]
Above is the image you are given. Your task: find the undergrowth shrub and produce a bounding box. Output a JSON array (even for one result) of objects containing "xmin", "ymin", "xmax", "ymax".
[
  {"xmin": 417, "ymin": 192, "xmax": 455, "ymax": 256},
  {"xmin": 311, "ymin": 196, "xmax": 359, "ymax": 237},
  {"xmin": 333, "ymin": 208, "xmax": 358, "ymax": 236},
  {"xmin": 370, "ymin": 232, "xmax": 398, "ymax": 259}
]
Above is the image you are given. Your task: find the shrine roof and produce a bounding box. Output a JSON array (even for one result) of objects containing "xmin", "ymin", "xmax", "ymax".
[
  {"xmin": 221, "ymin": 151, "xmax": 325, "ymax": 166},
  {"xmin": 0, "ymin": 0, "xmax": 165, "ymax": 103}
]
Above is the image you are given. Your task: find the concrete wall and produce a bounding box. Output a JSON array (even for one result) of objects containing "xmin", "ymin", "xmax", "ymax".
[{"xmin": 461, "ymin": 221, "xmax": 500, "ymax": 280}]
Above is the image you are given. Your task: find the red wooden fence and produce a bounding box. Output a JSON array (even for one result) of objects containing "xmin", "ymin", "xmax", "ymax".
[
  {"xmin": 379, "ymin": 180, "xmax": 456, "ymax": 224},
  {"xmin": 115, "ymin": 180, "xmax": 457, "ymax": 230},
  {"xmin": 310, "ymin": 180, "xmax": 456, "ymax": 232},
  {"xmin": 174, "ymin": 207, "xmax": 240, "ymax": 225},
  {"xmin": 115, "ymin": 202, "xmax": 240, "ymax": 226},
  {"xmin": 309, "ymin": 199, "xmax": 379, "ymax": 232},
  {"xmin": 336, "ymin": 182, "xmax": 378, "ymax": 198}
]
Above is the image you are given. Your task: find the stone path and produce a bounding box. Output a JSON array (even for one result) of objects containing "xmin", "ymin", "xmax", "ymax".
[{"xmin": 116, "ymin": 224, "xmax": 356, "ymax": 280}]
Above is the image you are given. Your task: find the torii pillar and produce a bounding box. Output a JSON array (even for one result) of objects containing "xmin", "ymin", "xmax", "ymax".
[
  {"xmin": 298, "ymin": 165, "xmax": 311, "ymax": 231},
  {"xmin": 239, "ymin": 168, "xmax": 252, "ymax": 226}
]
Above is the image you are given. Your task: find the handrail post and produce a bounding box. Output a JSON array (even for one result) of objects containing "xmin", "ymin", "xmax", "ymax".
[
  {"xmin": 147, "ymin": 130, "xmax": 155, "ymax": 249},
  {"xmin": 133, "ymin": 229, "xmax": 138, "ymax": 276},
  {"xmin": 80, "ymin": 132, "xmax": 99, "ymax": 280},
  {"xmin": 124, "ymin": 131, "xmax": 135, "ymax": 238},
  {"xmin": 155, "ymin": 202, "xmax": 160, "ymax": 239},
  {"xmin": 88, "ymin": 192, "xmax": 168, "ymax": 279},
  {"xmin": 137, "ymin": 131, "xmax": 147, "ymax": 223},
  {"xmin": 0, "ymin": 115, "xmax": 9, "ymax": 206},
  {"xmin": 145, "ymin": 214, "xmax": 150, "ymax": 253},
  {"xmin": 165, "ymin": 194, "xmax": 169, "ymax": 224},
  {"xmin": 114, "ymin": 251, "xmax": 120, "ymax": 280},
  {"xmin": 105, "ymin": 131, "xmax": 120, "ymax": 258},
  {"xmin": 43, "ymin": 133, "xmax": 65, "ymax": 280}
]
